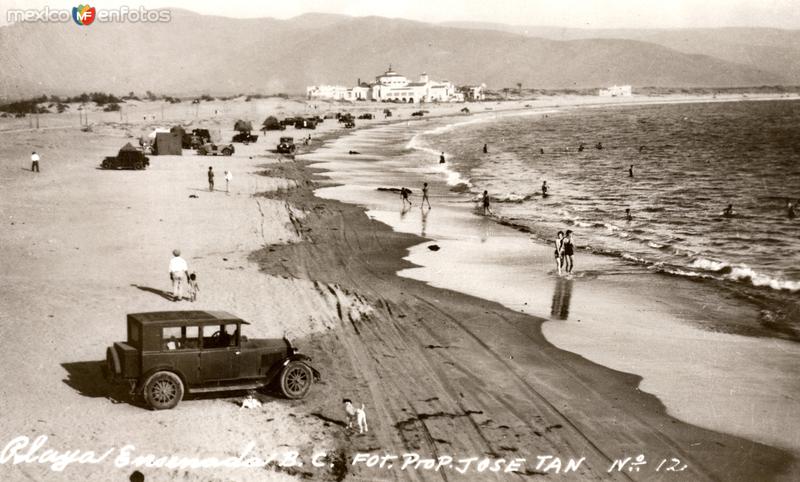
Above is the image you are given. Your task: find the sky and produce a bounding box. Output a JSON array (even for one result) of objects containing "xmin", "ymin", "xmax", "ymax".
[{"xmin": 2, "ymin": 0, "xmax": 800, "ymax": 29}]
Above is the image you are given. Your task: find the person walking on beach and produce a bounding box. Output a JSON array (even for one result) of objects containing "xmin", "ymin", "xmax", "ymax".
[
  {"xmin": 483, "ymin": 143, "xmax": 488, "ymax": 154},
  {"xmin": 421, "ymin": 182, "xmax": 431, "ymax": 209},
  {"xmin": 439, "ymin": 152, "xmax": 446, "ymax": 164},
  {"xmin": 207, "ymin": 166, "xmax": 215, "ymax": 192},
  {"xmin": 401, "ymin": 187, "xmax": 412, "ymax": 207},
  {"xmin": 169, "ymin": 249, "xmax": 189, "ymax": 302},
  {"xmin": 554, "ymin": 231, "xmax": 565, "ymax": 275},
  {"xmin": 629, "ymin": 164, "xmax": 634, "ymax": 177},
  {"xmin": 562, "ymin": 230, "xmax": 575, "ymax": 274},
  {"xmin": 224, "ymin": 170, "xmax": 232, "ymax": 193},
  {"xmin": 30, "ymin": 151, "xmax": 40, "ymax": 172},
  {"xmin": 541, "ymin": 180, "xmax": 549, "ymax": 197},
  {"xmin": 481, "ymin": 190, "xmax": 492, "ymax": 215}
]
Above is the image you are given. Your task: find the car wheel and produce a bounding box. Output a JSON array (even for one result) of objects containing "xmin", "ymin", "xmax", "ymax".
[
  {"xmin": 143, "ymin": 371, "xmax": 183, "ymax": 410},
  {"xmin": 134, "ymin": 161, "xmax": 144, "ymax": 170},
  {"xmin": 101, "ymin": 160, "xmax": 110, "ymax": 169},
  {"xmin": 279, "ymin": 361, "xmax": 313, "ymax": 399},
  {"xmin": 222, "ymin": 147, "xmax": 233, "ymax": 156}
]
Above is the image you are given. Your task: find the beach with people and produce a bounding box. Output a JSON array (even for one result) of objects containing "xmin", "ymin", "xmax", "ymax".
[{"xmin": 1, "ymin": 92, "xmax": 798, "ymax": 481}]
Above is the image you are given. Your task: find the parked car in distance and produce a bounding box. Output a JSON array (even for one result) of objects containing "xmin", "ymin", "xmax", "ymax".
[
  {"xmin": 277, "ymin": 137, "xmax": 296, "ymax": 154},
  {"xmin": 232, "ymin": 132, "xmax": 259, "ymax": 143},
  {"xmin": 357, "ymin": 113, "xmax": 373, "ymax": 120},
  {"xmin": 196, "ymin": 143, "xmax": 234, "ymax": 156},
  {"xmin": 105, "ymin": 311, "xmax": 321, "ymax": 410},
  {"xmin": 101, "ymin": 144, "xmax": 150, "ymax": 170},
  {"xmin": 411, "ymin": 111, "xmax": 424, "ymax": 117},
  {"xmin": 182, "ymin": 128, "xmax": 212, "ymax": 149}
]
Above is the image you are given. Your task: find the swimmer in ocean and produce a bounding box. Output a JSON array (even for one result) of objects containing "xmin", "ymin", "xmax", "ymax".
[
  {"xmin": 439, "ymin": 152, "xmax": 445, "ymax": 164},
  {"xmin": 483, "ymin": 143, "xmax": 488, "ymax": 154},
  {"xmin": 626, "ymin": 208, "xmax": 632, "ymax": 221},
  {"xmin": 541, "ymin": 180, "xmax": 548, "ymax": 197},
  {"xmin": 787, "ymin": 200, "xmax": 796, "ymax": 219},
  {"xmin": 629, "ymin": 164, "xmax": 634, "ymax": 177},
  {"xmin": 723, "ymin": 204, "xmax": 735, "ymax": 217}
]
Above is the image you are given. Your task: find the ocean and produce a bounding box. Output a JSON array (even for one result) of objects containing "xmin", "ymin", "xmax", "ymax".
[{"xmin": 420, "ymin": 100, "xmax": 800, "ymax": 293}]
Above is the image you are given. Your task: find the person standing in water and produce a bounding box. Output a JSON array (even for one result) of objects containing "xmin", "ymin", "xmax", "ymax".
[
  {"xmin": 401, "ymin": 187, "xmax": 412, "ymax": 207},
  {"xmin": 421, "ymin": 182, "xmax": 431, "ymax": 209},
  {"xmin": 483, "ymin": 143, "xmax": 488, "ymax": 154},
  {"xmin": 541, "ymin": 180, "xmax": 548, "ymax": 197},
  {"xmin": 481, "ymin": 190, "xmax": 492, "ymax": 215},
  {"xmin": 562, "ymin": 230, "xmax": 575, "ymax": 274},
  {"xmin": 439, "ymin": 152, "xmax": 445, "ymax": 164},
  {"xmin": 625, "ymin": 208, "xmax": 633, "ymax": 221},
  {"xmin": 629, "ymin": 164, "xmax": 634, "ymax": 177},
  {"xmin": 553, "ymin": 231, "xmax": 565, "ymax": 275},
  {"xmin": 787, "ymin": 200, "xmax": 796, "ymax": 219}
]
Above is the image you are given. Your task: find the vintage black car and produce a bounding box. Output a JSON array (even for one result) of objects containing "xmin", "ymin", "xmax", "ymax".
[
  {"xmin": 182, "ymin": 128, "xmax": 212, "ymax": 149},
  {"xmin": 411, "ymin": 111, "xmax": 425, "ymax": 117},
  {"xmin": 294, "ymin": 119, "xmax": 317, "ymax": 130},
  {"xmin": 101, "ymin": 143, "xmax": 150, "ymax": 170},
  {"xmin": 106, "ymin": 311, "xmax": 320, "ymax": 410},
  {"xmin": 196, "ymin": 143, "xmax": 234, "ymax": 156},
  {"xmin": 277, "ymin": 136, "xmax": 296, "ymax": 154},
  {"xmin": 232, "ymin": 132, "xmax": 259, "ymax": 143},
  {"xmin": 357, "ymin": 113, "xmax": 373, "ymax": 120}
]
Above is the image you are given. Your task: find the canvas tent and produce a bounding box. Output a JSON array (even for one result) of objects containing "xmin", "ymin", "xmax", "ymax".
[
  {"xmin": 262, "ymin": 116, "xmax": 282, "ymax": 130},
  {"xmin": 234, "ymin": 119, "xmax": 253, "ymax": 132},
  {"xmin": 154, "ymin": 132, "xmax": 182, "ymax": 155}
]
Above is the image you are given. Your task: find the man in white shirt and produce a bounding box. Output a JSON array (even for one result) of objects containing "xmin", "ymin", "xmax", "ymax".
[
  {"xmin": 169, "ymin": 249, "xmax": 189, "ymax": 302},
  {"xmin": 30, "ymin": 151, "xmax": 40, "ymax": 172},
  {"xmin": 224, "ymin": 170, "xmax": 232, "ymax": 193}
]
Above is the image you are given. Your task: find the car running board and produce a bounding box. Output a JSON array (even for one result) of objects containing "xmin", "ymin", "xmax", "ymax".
[{"xmin": 188, "ymin": 381, "xmax": 267, "ymax": 394}]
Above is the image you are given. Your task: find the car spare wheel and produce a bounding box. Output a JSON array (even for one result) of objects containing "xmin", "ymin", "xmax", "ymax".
[
  {"xmin": 106, "ymin": 347, "xmax": 120, "ymax": 376},
  {"xmin": 279, "ymin": 361, "xmax": 313, "ymax": 399},
  {"xmin": 143, "ymin": 371, "xmax": 184, "ymax": 410}
]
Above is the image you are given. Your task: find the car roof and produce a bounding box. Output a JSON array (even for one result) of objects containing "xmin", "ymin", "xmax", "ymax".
[{"xmin": 128, "ymin": 311, "xmax": 249, "ymax": 326}]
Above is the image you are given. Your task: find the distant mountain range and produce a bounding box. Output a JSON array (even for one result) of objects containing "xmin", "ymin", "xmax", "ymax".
[{"xmin": 0, "ymin": 10, "xmax": 797, "ymax": 99}]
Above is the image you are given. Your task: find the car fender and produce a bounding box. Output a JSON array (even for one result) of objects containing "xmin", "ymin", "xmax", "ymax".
[{"xmin": 282, "ymin": 355, "xmax": 321, "ymax": 381}]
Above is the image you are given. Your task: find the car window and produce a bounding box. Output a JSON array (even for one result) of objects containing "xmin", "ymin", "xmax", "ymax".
[
  {"xmin": 202, "ymin": 323, "xmax": 238, "ymax": 349},
  {"xmin": 162, "ymin": 327, "xmax": 182, "ymax": 351},
  {"xmin": 162, "ymin": 326, "xmax": 200, "ymax": 351}
]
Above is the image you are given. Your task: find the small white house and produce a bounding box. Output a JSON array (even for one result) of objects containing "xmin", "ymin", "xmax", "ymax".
[{"xmin": 599, "ymin": 85, "xmax": 632, "ymax": 97}]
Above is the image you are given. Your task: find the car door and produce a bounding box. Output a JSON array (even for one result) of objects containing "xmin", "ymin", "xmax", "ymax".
[{"xmin": 200, "ymin": 323, "xmax": 240, "ymax": 382}]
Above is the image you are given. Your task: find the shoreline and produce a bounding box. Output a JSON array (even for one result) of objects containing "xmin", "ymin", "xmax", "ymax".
[{"xmin": 251, "ymin": 156, "xmax": 794, "ymax": 480}]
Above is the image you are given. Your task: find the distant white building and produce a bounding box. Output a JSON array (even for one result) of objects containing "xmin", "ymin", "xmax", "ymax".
[
  {"xmin": 599, "ymin": 85, "xmax": 632, "ymax": 97},
  {"xmin": 307, "ymin": 66, "xmax": 467, "ymax": 103},
  {"xmin": 462, "ymin": 84, "xmax": 485, "ymax": 101}
]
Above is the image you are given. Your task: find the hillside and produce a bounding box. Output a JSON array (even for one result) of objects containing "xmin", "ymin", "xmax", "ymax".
[{"xmin": 0, "ymin": 10, "xmax": 791, "ymax": 99}]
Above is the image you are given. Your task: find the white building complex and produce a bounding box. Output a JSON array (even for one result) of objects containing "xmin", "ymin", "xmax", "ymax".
[
  {"xmin": 307, "ymin": 66, "xmax": 483, "ymax": 103},
  {"xmin": 598, "ymin": 85, "xmax": 633, "ymax": 97}
]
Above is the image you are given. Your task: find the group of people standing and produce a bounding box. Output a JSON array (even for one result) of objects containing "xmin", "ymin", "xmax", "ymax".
[
  {"xmin": 207, "ymin": 166, "xmax": 233, "ymax": 193},
  {"xmin": 553, "ymin": 230, "xmax": 575, "ymax": 275}
]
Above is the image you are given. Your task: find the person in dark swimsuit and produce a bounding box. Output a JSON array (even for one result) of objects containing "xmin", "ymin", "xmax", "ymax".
[
  {"xmin": 563, "ymin": 230, "xmax": 575, "ymax": 273},
  {"xmin": 481, "ymin": 190, "xmax": 491, "ymax": 215},
  {"xmin": 625, "ymin": 208, "xmax": 632, "ymax": 221},
  {"xmin": 483, "ymin": 143, "xmax": 488, "ymax": 154},
  {"xmin": 629, "ymin": 165, "xmax": 634, "ymax": 177},
  {"xmin": 554, "ymin": 231, "xmax": 564, "ymax": 275},
  {"xmin": 541, "ymin": 180, "xmax": 548, "ymax": 197},
  {"xmin": 723, "ymin": 204, "xmax": 734, "ymax": 217},
  {"xmin": 439, "ymin": 152, "xmax": 445, "ymax": 164},
  {"xmin": 401, "ymin": 187, "xmax": 412, "ymax": 207},
  {"xmin": 788, "ymin": 201, "xmax": 796, "ymax": 219}
]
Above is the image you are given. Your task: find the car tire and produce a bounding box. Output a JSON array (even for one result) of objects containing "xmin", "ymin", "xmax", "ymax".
[
  {"xmin": 106, "ymin": 347, "xmax": 121, "ymax": 377},
  {"xmin": 222, "ymin": 147, "xmax": 233, "ymax": 156},
  {"xmin": 134, "ymin": 161, "xmax": 144, "ymax": 170},
  {"xmin": 143, "ymin": 371, "xmax": 184, "ymax": 410},
  {"xmin": 101, "ymin": 160, "xmax": 110, "ymax": 169},
  {"xmin": 279, "ymin": 361, "xmax": 313, "ymax": 399}
]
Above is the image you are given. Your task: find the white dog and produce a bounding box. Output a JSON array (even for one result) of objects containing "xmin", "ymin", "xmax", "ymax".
[{"xmin": 343, "ymin": 399, "xmax": 368, "ymax": 433}]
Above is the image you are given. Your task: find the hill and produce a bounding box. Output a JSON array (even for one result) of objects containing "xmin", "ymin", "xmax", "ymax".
[{"xmin": 0, "ymin": 11, "xmax": 791, "ymax": 99}]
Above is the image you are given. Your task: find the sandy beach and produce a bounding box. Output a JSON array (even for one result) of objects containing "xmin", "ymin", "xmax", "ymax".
[{"xmin": 0, "ymin": 95, "xmax": 796, "ymax": 481}]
